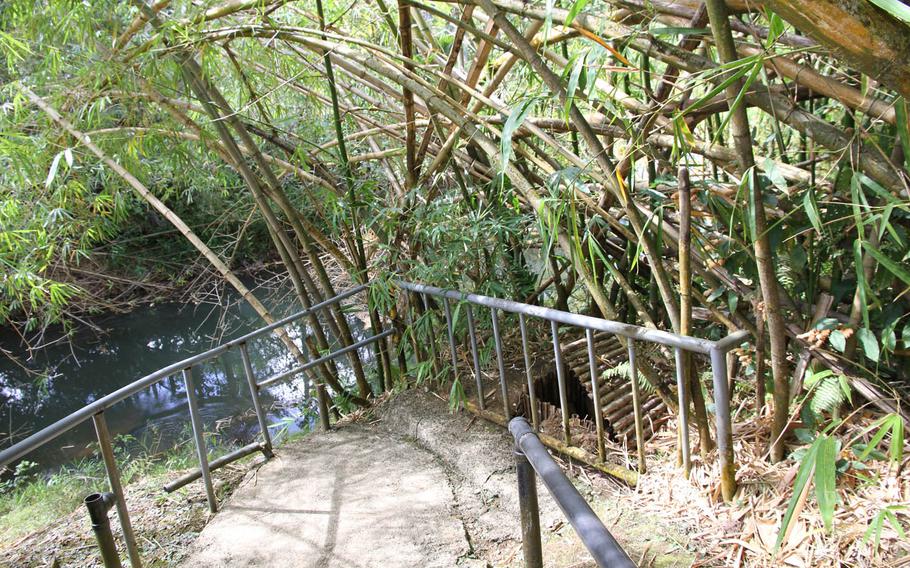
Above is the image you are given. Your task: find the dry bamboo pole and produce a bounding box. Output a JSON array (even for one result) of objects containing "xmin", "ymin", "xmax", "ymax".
[
  {"xmin": 678, "ymin": 168, "xmax": 715, "ymax": 458},
  {"xmin": 703, "ymin": 0, "xmax": 790, "ymax": 462},
  {"xmin": 134, "ymin": 4, "xmax": 370, "ymax": 403},
  {"xmin": 413, "ymin": 5, "xmax": 474, "ymax": 170},
  {"xmin": 176, "ymin": 60, "xmax": 360, "ymax": 400},
  {"xmin": 473, "ymin": 0, "xmax": 682, "ymax": 335},
  {"xmin": 397, "ymin": 0, "xmax": 419, "ymax": 187},
  {"xmin": 23, "ymin": 87, "xmax": 351, "ymax": 399},
  {"xmin": 463, "ymin": 0, "xmax": 908, "ymax": 195}
]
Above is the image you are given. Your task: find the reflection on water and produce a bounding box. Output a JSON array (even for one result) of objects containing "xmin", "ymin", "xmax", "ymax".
[{"xmin": 0, "ymin": 286, "xmax": 367, "ymax": 471}]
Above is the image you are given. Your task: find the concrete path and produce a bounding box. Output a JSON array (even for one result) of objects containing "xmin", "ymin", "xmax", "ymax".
[{"xmin": 182, "ymin": 427, "xmax": 474, "ymax": 567}]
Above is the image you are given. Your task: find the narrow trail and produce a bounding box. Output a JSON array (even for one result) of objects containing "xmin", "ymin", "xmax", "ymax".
[
  {"xmin": 182, "ymin": 390, "xmax": 693, "ymax": 567},
  {"xmin": 182, "ymin": 426, "xmax": 477, "ymax": 567}
]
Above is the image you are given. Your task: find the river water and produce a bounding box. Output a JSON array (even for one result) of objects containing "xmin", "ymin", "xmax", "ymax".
[{"xmin": 0, "ymin": 284, "xmax": 367, "ymax": 472}]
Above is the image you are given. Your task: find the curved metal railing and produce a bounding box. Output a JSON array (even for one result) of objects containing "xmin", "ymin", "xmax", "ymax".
[{"xmin": 509, "ymin": 416, "xmax": 636, "ymax": 568}]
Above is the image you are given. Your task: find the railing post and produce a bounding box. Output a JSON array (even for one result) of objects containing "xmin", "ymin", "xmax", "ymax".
[
  {"xmin": 515, "ymin": 447, "xmax": 543, "ymax": 568},
  {"xmin": 627, "ymin": 342, "xmax": 647, "ymax": 474},
  {"xmin": 491, "ymin": 307, "xmax": 511, "ymax": 418},
  {"xmin": 519, "ymin": 314, "xmax": 539, "ymax": 430},
  {"xmin": 585, "ymin": 329, "xmax": 606, "ymax": 463},
  {"xmin": 421, "ymin": 292, "xmax": 441, "ymax": 374},
  {"xmin": 92, "ymin": 412, "xmax": 142, "ymax": 567},
  {"xmin": 674, "ymin": 347, "xmax": 691, "ymax": 478},
  {"xmin": 316, "ymin": 383, "xmax": 331, "ymax": 431},
  {"xmin": 182, "ymin": 367, "xmax": 218, "ymax": 513},
  {"xmin": 550, "ymin": 321, "xmax": 571, "ymax": 444},
  {"xmin": 84, "ymin": 492, "xmax": 124, "ymax": 568},
  {"xmin": 710, "ymin": 347, "xmax": 737, "ymax": 501},
  {"xmin": 239, "ymin": 343, "xmax": 274, "ymax": 457},
  {"xmin": 466, "ymin": 304, "xmax": 485, "ymax": 410},
  {"xmin": 443, "ymin": 297, "xmax": 459, "ymax": 378}
]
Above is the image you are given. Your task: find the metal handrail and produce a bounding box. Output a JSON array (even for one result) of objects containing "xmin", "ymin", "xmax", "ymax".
[
  {"xmin": 395, "ymin": 280, "xmax": 748, "ymax": 355},
  {"xmin": 0, "ymin": 284, "xmax": 367, "ymax": 468},
  {"xmin": 509, "ymin": 417, "xmax": 636, "ymax": 568},
  {"xmin": 0, "ymin": 284, "xmax": 379, "ymax": 568},
  {"xmin": 396, "ymin": 279, "xmax": 746, "ymax": 501}
]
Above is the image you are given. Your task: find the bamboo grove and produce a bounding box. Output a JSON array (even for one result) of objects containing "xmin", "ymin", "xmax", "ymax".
[{"xmin": 1, "ymin": 0, "xmax": 909, "ymax": 473}]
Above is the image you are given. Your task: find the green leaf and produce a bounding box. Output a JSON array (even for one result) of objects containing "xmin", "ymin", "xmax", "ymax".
[
  {"xmin": 853, "ymin": 239, "xmax": 870, "ymax": 329},
  {"xmin": 564, "ymin": 0, "xmax": 590, "ymax": 25},
  {"xmin": 856, "ymin": 327, "xmax": 880, "ymax": 362},
  {"xmin": 803, "ymin": 189, "xmax": 824, "ymax": 235},
  {"xmin": 866, "ymin": 0, "xmax": 910, "ymax": 25},
  {"xmin": 565, "ymin": 53, "xmax": 586, "ymax": 120},
  {"xmin": 896, "ymin": 98, "xmax": 910, "ymax": 172},
  {"xmin": 775, "ymin": 438, "xmax": 820, "ymax": 550},
  {"xmin": 650, "ymin": 27, "xmax": 710, "ymax": 36},
  {"xmin": 763, "ymin": 157, "xmax": 788, "ymax": 191},
  {"xmin": 863, "ymin": 242, "xmax": 910, "ymax": 287},
  {"xmin": 500, "ymin": 98, "xmax": 537, "ymax": 172},
  {"xmin": 889, "ymin": 415, "xmax": 904, "ymax": 464},
  {"xmin": 764, "ymin": 10, "xmax": 785, "ymax": 47},
  {"xmin": 815, "ymin": 435, "xmax": 837, "ymax": 533},
  {"xmin": 829, "ymin": 330, "xmax": 846, "ymax": 352},
  {"xmin": 45, "ymin": 151, "xmax": 63, "ymax": 188}
]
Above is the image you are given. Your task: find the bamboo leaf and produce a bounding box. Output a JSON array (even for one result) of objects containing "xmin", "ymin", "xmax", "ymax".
[
  {"xmin": 500, "ymin": 98, "xmax": 537, "ymax": 172},
  {"xmin": 803, "ymin": 189, "xmax": 824, "ymax": 235},
  {"xmin": 762, "ymin": 157, "xmax": 788, "ymax": 191},
  {"xmin": 829, "ymin": 330, "xmax": 847, "ymax": 352},
  {"xmin": 565, "ymin": 53, "xmax": 586, "ymax": 120},
  {"xmin": 564, "ymin": 0, "xmax": 590, "ymax": 25},
  {"xmin": 890, "ymin": 415, "xmax": 904, "ymax": 464},
  {"xmin": 45, "ymin": 151, "xmax": 63, "ymax": 188},
  {"xmin": 866, "ymin": 0, "xmax": 910, "ymax": 25},
  {"xmin": 853, "ymin": 238, "xmax": 870, "ymax": 329},
  {"xmin": 862, "ymin": 242, "xmax": 910, "ymax": 287},
  {"xmin": 775, "ymin": 438, "xmax": 820, "ymax": 550},
  {"xmin": 814, "ymin": 435, "xmax": 837, "ymax": 533}
]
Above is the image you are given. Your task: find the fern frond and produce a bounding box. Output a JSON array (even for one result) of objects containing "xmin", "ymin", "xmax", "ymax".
[
  {"xmin": 810, "ymin": 374, "xmax": 847, "ymax": 415},
  {"xmin": 601, "ymin": 361, "xmax": 654, "ymax": 393}
]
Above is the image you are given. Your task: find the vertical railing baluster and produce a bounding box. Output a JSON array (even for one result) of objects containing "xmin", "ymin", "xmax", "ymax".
[
  {"xmin": 316, "ymin": 383, "xmax": 331, "ymax": 431},
  {"xmin": 239, "ymin": 342, "xmax": 273, "ymax": 456},
  {"xmin": 550, "ymin": 321, "xmax": 571, "ymax": 444},
  {"xmin": 466, "ymin": 304, "xmax": 485, "ymax": 410},
  {"xmin": 443, "ymin": 297, "xmax": 459, "ymax": 379},
  {"xmin": 515, "ymin": 445, "xmax": 543, "ymax": 568},
  {"xmin": 585, "ymin": 329, "xmax": 606, "ymax": 463},
  {"xmin": 491, "ymin": 308, "xmax": 510, "ymax": 418},
  {"xmin": 420, "ymin": 292, "xmax": 440, "ymax": 373},
  {"xmin": 92, "ymin": 411, "xmax": 142, "ymax": 568},
  {"xmin": 627, "ymin": 341, "xmax": 646, "ymax": 473},
  {"xmin": 710, "ymin": 348, "xmax": 736, "ymax": 501},
  {"xmin": 182, "ymin": 367, "xmax": 217, "ymax": 513},
  {"xmin": 674, "ymin": 347, "xmax": 691, "ymax": 477},
  {"xmin": 519, "ymin": 314, "xmax": 539, "ymax": 430}
]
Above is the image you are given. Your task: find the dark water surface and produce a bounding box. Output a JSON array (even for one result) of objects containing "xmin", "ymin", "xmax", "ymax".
[{"xmin": 0, "ymin": 285, "xmax": 367, "ymax": 472}]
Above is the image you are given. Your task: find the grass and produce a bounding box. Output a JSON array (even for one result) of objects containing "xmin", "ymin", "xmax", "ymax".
[{"xmin": 0, "ymin": 427, "xmax": 223, "ymax": 545}]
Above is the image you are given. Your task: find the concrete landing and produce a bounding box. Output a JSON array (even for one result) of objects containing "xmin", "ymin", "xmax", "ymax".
[{"xmin": 182, "ymin": 427, "xmax": 474, "ymax": 567}]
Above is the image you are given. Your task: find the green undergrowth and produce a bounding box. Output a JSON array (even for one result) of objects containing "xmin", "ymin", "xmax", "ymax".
[{"xmin": 0, "ymin": 427, "xmax": 235, "ymax": 545}]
